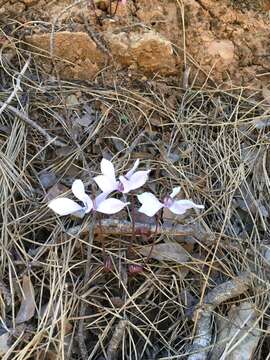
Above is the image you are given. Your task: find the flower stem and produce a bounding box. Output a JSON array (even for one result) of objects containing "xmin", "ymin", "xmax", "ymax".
[
  {"xmin": 112, "ymin": 0, "xmax": 119, "ymax": 17},
  {"xmin": 145, "ymin": 212, "xmax": 160, "ymax": 263},
  {"xmin": 127, "ymin": 192, "xmax": 135, "ymax": 255}
]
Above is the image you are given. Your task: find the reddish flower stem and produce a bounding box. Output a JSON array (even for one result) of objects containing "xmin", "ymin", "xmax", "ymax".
[
  {"xmin": 145, "ymin": 212, "xmax": 160, "ymax": 263},
  {"xmin": 112, "ymin": 0, "xmax": 120, "ymax": 17},
  {"xmin": 127, "ymin": 193, "xmax": 136, "ymax": 255}
]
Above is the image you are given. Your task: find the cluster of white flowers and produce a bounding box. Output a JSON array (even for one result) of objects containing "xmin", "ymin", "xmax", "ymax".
[{"xmin": 48, "ymin": 159, "xmax": 204, "ymax": 217}]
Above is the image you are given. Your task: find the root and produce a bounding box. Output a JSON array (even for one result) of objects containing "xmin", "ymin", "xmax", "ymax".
[{"xmin": 188, "ymin": 272, "xmax": 253, "ymax": 360}]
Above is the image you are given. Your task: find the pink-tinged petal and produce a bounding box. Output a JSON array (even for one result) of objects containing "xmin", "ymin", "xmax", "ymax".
[
  {"xmin": 72, "ymin": 179, "xmax": 86, "ymax": 202},
  {"xmin": 170, "ymin": 186, "xmax": 181, "ymax": 199},
  {"xmin": 119, "ymin": 175, "xmax": 132, "ymax": 194},
  {"xmin": 125, "ymin": 159, "xmax": 140, "ymax": 179},
  {"xmin": 120, "ymin": 170, "xmax": 150, "ymax": 194},
  {"xmin": 121, "ymin": 0, "xmax": 127, "ymax": 4},
  {"xmin": 84, "ymin": 195, "xmax": 93, "ymax": 213},
  {"xmin": 95, "ymin": 192, "xmax": 109, "ymax": 208},
  {"xmin": 96, "ymin": 198, "xmax": 129, "ymax": 214},
  {"xmin": 129, "ymin": 170, "xmax": 150, "ymax": 190},
  {"xmin": 169, "ymin": 200, "xmax": 204, "ymax": 215},
  {"xmin": 94, "ymin": 175, "xmax": 117, "ymax": 193},
  {"xmin": 48, "ymin": 198, "xmax": 83, "ymax": 216},
  {"xmin": 100, "ymin": 158, "xmax": 116, "ymax": 182},
  {"xmin": 137, "ymin": 192, "xmax": 163, "ymax": 217}
]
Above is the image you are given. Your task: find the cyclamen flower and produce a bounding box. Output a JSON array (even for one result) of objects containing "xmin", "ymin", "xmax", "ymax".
[
  {"xmin": 137, "ymin": 187, "xmax": 204, "ymax": 217},
  {"xmin": 94, "ymin": 158, "xmax": 150, "ymax": 195},
  {"xmin": 48, "ymin": 179, "xmax": 128, "ymax": 216}
]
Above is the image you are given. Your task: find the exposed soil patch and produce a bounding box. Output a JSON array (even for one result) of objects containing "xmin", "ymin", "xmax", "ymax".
[{"xmin": 1, "ymin": 0, "xmax": 269, "ymax": 87}]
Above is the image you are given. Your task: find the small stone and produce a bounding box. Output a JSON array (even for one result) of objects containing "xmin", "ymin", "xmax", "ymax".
[{"xmin": 25, "ymin": 32, "xmax": 105, "ymax": 80}]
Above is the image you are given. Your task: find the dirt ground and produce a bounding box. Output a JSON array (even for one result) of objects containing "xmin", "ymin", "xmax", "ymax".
[
  {"xmin": 1, "ymin": 0, "xmax": 270, "ymax": 87},
  {"xmin": 0, "ymin": 0, "xmax": 270, "ymax": 359}
]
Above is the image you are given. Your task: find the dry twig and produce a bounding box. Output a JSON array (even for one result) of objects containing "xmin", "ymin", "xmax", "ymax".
[
  {"xmin": 0, "ymin": 101, "xmax": 66, "ymax": 147},
  {"xmin": 0, "ymin": 57, "xmax": 31, "ymax": 116},
  {"xmin": 68, "ymin": 219, "xmax": 210, "ymax": 243},
  {"xmin": 107, "ymin": 320, "xmax": 128, "ymax": 360},
  {"xmin": 77, "ymin": 216, "xmax": 96, "ymax": 359},
  {"xmin": 188, "ymin": 272, "xmax": 253, "ymax": 360}
]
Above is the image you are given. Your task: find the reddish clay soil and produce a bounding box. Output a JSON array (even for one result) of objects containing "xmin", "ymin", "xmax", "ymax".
[{"xmin": 1, "ymin": 0, "xmax": 270, "ymax": 88}]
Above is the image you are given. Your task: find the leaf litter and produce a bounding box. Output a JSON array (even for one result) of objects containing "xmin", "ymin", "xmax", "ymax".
[
  {"xmin": 0, "ymin": 18, "xmax": 269, "ymax": 359},
  {"xmin": 16, "ymin": 275, "xmax": 36, "ymax": 324}
]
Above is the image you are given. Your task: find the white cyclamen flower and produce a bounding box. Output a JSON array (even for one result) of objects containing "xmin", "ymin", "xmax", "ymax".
[
  {"xmin": 94, "ymin": 158, "xmax": 150, "ymax": 194},
  {"xmin": 48, "ymin": 179, "xmax": 128, "ymax": 216},
  {"xmin": 137, "ymin": 187, "xmax": 204, "ymax": 217}
]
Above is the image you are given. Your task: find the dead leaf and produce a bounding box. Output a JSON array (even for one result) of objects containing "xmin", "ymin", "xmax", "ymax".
[
  {"xmin": 0, "ymin": 280, "xmax": 11, "ymax": 306},
  {"xmin": 46, "ymin": 183, "xmax": 69, "ymax": 202},
  {"xmin": 138, "ymin": 242, "xmax": 189, "ymax": 263},
  {"xmin": 212, "ymin": 301, "xmax": 260, "ymax": 360},
  {"xmin": 0, "ymin": 330, "xmax": 10, "ymax": 356},
  {"xmin": 76, "ymin": 104, "xmax": 96, "ymax": 127},
  {"xmin": 240, "ymin": 145, "xmax": 260, "ymax": 170},
  {"xmin": 16, "ymin": 275, "xmax": 36, "ymax": 324},
  {"xmin": 76, "ymin": 113, "xmax": 93, "ymax": 127},
  {"xmin": 38, "ymin": 170, "xmax": 57, "ymax": 190},
  {"xmin": 253, "ymin": 117, "xmax": 270, "ymax": 129},
  {"xmin": 234, "ymin": 185, "xmax": 269, "ymax": 218},
  {"xmin": 66, "ymin": 94, "xmax": 79, "ymax": 107}
]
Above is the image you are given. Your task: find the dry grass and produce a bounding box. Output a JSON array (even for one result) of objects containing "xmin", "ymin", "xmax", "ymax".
[{"xmin": 0, "ymin": 32, "xmax": 270, "ymax": 360}]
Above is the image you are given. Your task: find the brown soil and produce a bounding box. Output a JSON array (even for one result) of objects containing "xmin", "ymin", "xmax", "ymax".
[{"xmin": 1, "ymin": 0, "xmax": 269, "ymax": 87}]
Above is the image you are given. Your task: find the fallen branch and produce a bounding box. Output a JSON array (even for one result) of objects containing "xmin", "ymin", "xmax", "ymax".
[
  {"xmin": 67, "ymin": 219, "xmax": 211, "ymax": 243},
  {"xmin": 188, "ymin": 310, "xmax": 212, "ymax": 360},
  {"xmin": 203, "ymin": 272, "xmax": 252, "ymax": 309},
  {"xmin": 107, "ymin": 319, "xmax": 128, "ymax": 360},
  {"xmin": 77, "ymin": 217, "xmax": 96, "ymax": 360},
  {"xmin": 0, "ymin": 101, "xmax": 66, "ymax": 147},
  {"xmin": 0, "ymin": 57, "xmax": 31, "ymax": 116},
  {"xmin": 188, "ymin": 272, "xmax": 253, "ymax": 360}
]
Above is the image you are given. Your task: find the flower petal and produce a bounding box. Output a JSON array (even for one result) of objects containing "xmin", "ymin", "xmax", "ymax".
[
  {"xmin": 72, "ymin": 179, "xmax": 93, "ymax": 212},
  {"xmin": 100, "ymin": 158, "xmax": 116, "ymax": 182},
  {"xmin": 170, "ymin": 186, "xmax": 181, "ymax": 199},
  {"xmin": 125, "ymin": 159, "xmax": 140, "ymax": 179},
  {"xmin": 72, "ymin": 179, "xmax": 86, "ymax": 202},
  {"xmin": 48, "ymin": 198, "xmax": 83, "ymax": 216},
  {"xmin": 137, "ymin": 192, "xmax": 163, "ymax": 217},
  {"xmin": 94, "ymin": 175, "xmax": 117, "ymax": 193},
  {"xmin": 169, "ymin": 200, "xmax": 204, "ymax": 215},
  {"xmin": 120, "ymin": 170, "xmax": 150, "ymax": 193},
  {"xmin": 118, "ymin": 176, "xmax": 132, "ymax": 194},
  {"xmin": 96, "ymin": 198, "xmax": 129, "ymax": 214},
  {"xmin": 94, "ymin": 192, "xmax": 109, "ymax": 208},
  {"xmin": 84, "ymin": 196, "xmax": 93, "ymax": 213}
]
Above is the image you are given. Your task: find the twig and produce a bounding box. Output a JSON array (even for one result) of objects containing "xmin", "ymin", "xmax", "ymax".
[
  {"xmin": 188, "ymin": 311, "xmax": 212, "ymax": 360},
  {"xmin": 83, "ymin": 13, "xmax": 112, "ymax": 58},
  {"xmin": 0, "ymin": 101, "xmax": 66, "ymax": 147},
  {"xmin": 187, "ymin": 272, "xmax": 253, "ymax": 360},
  {"xmin": 203, "ymin": 272, "xmax": 252, "ymax": 309},
  {"xmin": 107, "ymin": 319, "xmax": 128, "ymax": 360},
  {"xmin": 0, "ymin": 57, "xmax": 31, "ymax": 116},
  {"xmin": 67, "ymin": 219, "xmax": 210, "ymax": 243},
  {"xmin": 77, "ymin": 216, "xmax": 96, "ymax": 359}
]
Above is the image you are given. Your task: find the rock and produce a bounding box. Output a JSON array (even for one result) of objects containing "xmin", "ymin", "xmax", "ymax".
[
  {"xmin": 130, "ymin": 31, "xmax": 176, "ymax": 74},
  {"xmin": 106, "ymin": 30, "xmax": 177, "ymax": 75},
  {"xmin": 207, "ymin": 40, "xmax": 235, "ymax": 67},
  {"xmin": 25, "ymin": 31, "xmax": 105, "ymax": 80}
]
